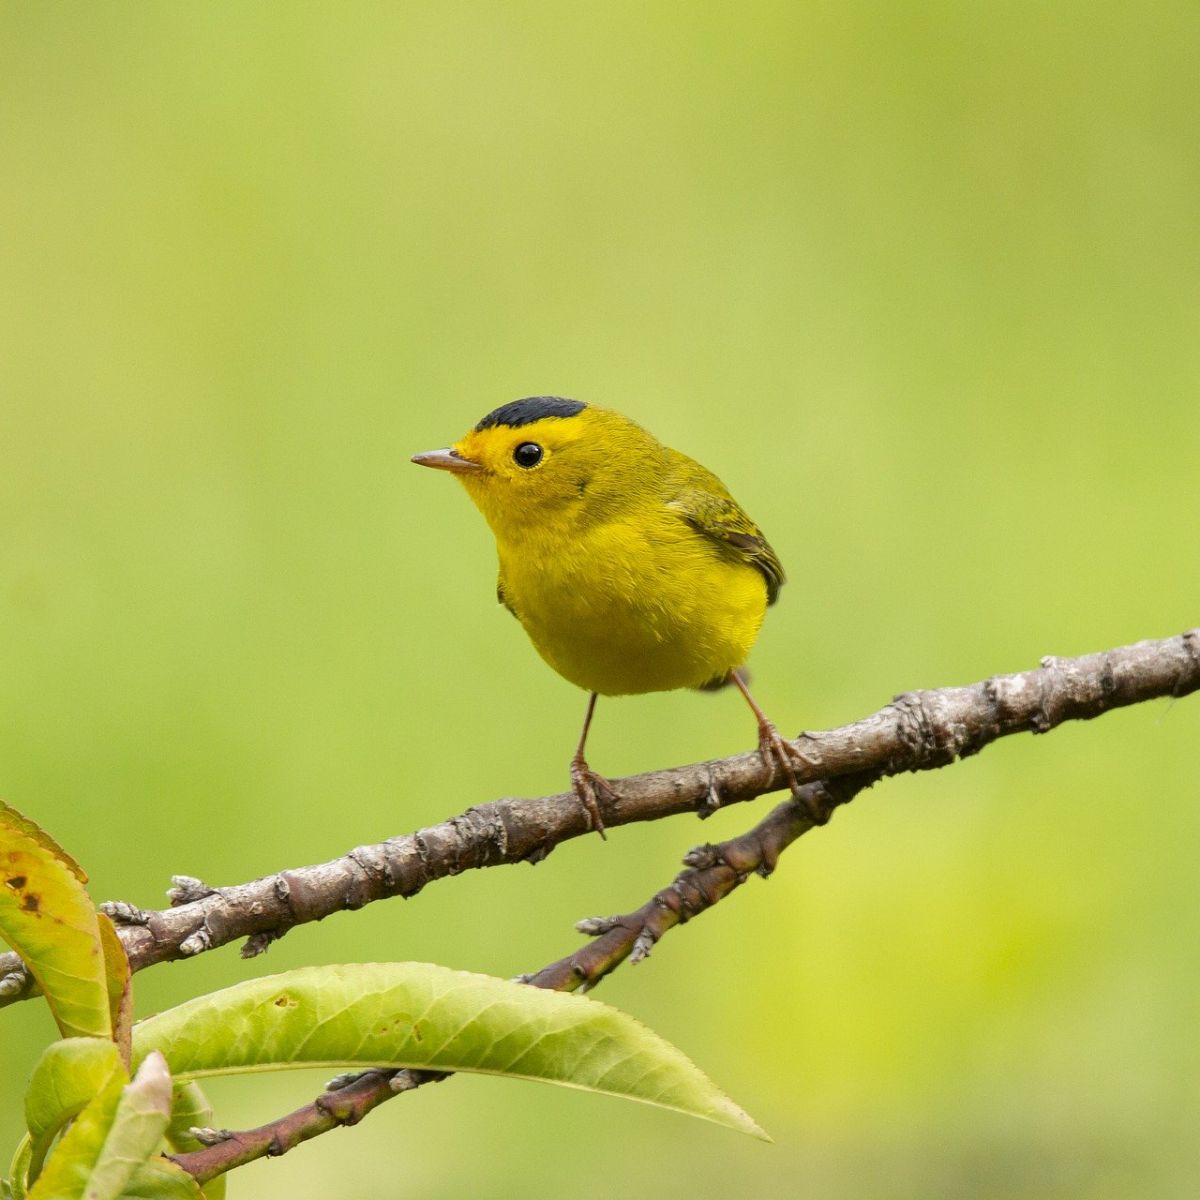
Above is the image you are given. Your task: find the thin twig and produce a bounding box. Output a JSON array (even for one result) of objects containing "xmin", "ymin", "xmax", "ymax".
[
  {"xmin": 527, "ymin": 771, "xmax": 877, "ymax": 991},
  {"xmin": 168, "ymin": 772, "xmax": 876, "ymax": 1184},
  {"xmin": 1, "ymin": 628, "xmax": 1194, "ymax": 1005}
]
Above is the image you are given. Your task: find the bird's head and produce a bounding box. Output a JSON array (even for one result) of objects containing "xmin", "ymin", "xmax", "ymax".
[{"xmin": 412, "ymin": 397, "xmax": 662, "ymax": 538}]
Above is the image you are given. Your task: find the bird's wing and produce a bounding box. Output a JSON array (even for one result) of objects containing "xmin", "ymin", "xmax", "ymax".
[{"xmin": 665, "ymin": 461, "xmax": 785, "ymax": 606}]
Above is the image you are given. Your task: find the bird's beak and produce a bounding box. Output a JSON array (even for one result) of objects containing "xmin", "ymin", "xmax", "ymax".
[{"xmin": 410, "ymin": 447, "xmax": 482, "ymax": 474}]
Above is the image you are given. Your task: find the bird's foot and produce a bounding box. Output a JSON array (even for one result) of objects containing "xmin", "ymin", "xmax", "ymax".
[
  {"xmin": 755, "ymin": 719, "xmax": 826, "ymax": 824},
  {"xmin": 570, "ymin": 756, "xmax": 615, "ymax": 840}
]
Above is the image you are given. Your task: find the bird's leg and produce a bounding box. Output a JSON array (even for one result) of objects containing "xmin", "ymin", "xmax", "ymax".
[
  {"xmin": 730, "ymin": 670, "xmax": 825, "ymax": 823},
  {"xmin": 569, "ymin": 692, "xmax": 615, "ymax": 840}
]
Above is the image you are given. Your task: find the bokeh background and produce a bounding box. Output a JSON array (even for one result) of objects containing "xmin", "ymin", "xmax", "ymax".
[{"xmin": 2, "ymin": 4, "xmax": 1198, "ymax": 1197}]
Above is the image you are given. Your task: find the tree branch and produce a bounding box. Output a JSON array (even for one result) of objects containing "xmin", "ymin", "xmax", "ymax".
[
  {"xmin": 167, "ymin": 772, "xmax": 877, "ymax": 1184},
  {"xmin": 1, "ymin": 627, "xmax": 1195, "ymax": 1005}
]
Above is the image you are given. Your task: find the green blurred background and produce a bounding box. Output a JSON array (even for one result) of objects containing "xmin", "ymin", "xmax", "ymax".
[{"xmin": 2, "ymin": 3, "xmax": 1198, "ymax": 1197}]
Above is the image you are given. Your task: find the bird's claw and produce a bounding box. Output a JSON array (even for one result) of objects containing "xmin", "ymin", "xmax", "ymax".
[
  {"xmin": 570, "ymin": 757, "xmax": 615, "ymax": 840},
  {"xmin": 756, "ymin": 718, "xmax": 801, "ymax": 785},
  {"xmin": 756, "ymin": 720, "xmax": 826, "ymax": 824}
]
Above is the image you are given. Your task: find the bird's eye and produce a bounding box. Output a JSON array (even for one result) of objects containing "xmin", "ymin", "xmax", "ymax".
[{"xmin": 513, "ymin": 442, "xmax": 543, "ymax": 468}]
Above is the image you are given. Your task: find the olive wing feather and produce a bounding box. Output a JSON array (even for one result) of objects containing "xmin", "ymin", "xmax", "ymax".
[{"xmin": 665, "ymin": 464, "xmax": 785, "ymax": 605}]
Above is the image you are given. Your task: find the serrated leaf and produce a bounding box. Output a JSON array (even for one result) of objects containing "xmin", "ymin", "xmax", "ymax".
[
  {"xmin": 97, "ymin": 914, "xmax": 133, "ymax": 1067},
  {"xmin": 28, "ymin": 1053, "xmax": 173, "ymax": 1200},
  {"xmin": 0, "ymin": 803, "xmax": 109, "ymax": 1039},
  {"xmin": 131, "ymin": 962, "xmax": 767, "ymax": 1139},
  {"xmin": 0, "ymin": 802, "xmax": 86, "ymax": 883},
  {"xmin": 25, "ymin": 1037, "xmax": 124, "ymax": 1181}
]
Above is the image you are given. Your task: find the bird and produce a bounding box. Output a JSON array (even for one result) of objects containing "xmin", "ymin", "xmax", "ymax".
[{"xmin": 412, "ymin": 396, "xmax": 806, "ymax": 837}]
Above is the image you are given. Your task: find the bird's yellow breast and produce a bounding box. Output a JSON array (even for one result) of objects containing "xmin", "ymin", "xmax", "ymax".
[{"xmin": 497, "ymin": 508, "xmax": 768, "ymax": 696}]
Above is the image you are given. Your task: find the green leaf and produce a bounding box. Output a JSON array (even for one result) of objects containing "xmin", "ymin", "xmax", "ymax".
[
  {"xmin": 164, "ymin": 1084, "xmax": 225, "ymax": 1200},
  {"xmin": 6, "ymin": 1136, "xmax": 32, "ymax": 1200},
  {"xmin": 28, "ymin": 1053, "xmax": 173, "ymax": 1200},
  {"xmin": 82, "ymin": 1052, "xmax": 174, "ymax": 1200},
  {"xmin": 132, "ymin": 962, "xmax": 767, "ymax": 1139},
  {"xmin": 0, "ymin": 802, "xmax": 109, "ymax": 1039},
  {"xmin": 25, "ymin": 1037, "xmax": 124, "ymax": 1181},
  {"xmin": 117, "ymin": 1158, "xmax": 204, "ymax": 1199},
  {"xmin": 27, "ymin": 1068, "xmax": 125, "ymax": 1199},
  {"xmin": 163, "ymin": 1083, "xmax": 213, "ymax": 1155}
]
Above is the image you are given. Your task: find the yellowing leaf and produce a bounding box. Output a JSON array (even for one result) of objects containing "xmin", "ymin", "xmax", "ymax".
[
  {"xmin": 97, "ymin": 914, "xmax": 133, "ymax": 1066},
  {"xmin": 0, "ymin": 802, "xmax": 86, "ymax": 883},
  {"xmin": 132, "ymin": 962, "xmax": 767, "ymax": 1139},
  {"xmin": 0, "ymin": 803, "xmax": 109, "ymax": 1039}
]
